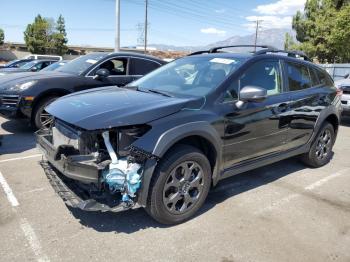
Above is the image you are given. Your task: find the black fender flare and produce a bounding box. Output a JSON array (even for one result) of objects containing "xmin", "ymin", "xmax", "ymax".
[
  {"xmin": 136, "ymin": 121, "xmax": 223, "ymax": 206},
  {"xmin": 308, "ymin": 103, "xmax": 341, "ymax": 145}
]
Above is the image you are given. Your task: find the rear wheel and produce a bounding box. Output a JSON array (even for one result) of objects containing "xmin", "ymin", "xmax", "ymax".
[
  {"xmin": 146, "ymin": 145, "xmax": 211, "ymax": 225},
  {"xmin": 32, "ymin": 96, "xmax": 58, "ymax": 130},
  {"xmin": 301, "ymin": 122, "xmax": 335, "ymax": 167}
]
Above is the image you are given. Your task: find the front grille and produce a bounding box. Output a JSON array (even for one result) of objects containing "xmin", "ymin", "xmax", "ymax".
[
  {"xmin": 341, "ymin": 101, "xmax": 347, "ymax": 105},
  {"xmin": 0, "ymin": 95, "xmax": 19, "ymax": 107}
]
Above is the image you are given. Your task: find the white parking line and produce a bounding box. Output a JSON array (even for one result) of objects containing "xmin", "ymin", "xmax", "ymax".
[
  {"xmin": 256, "ymin": 168, "xmax": 350, "ymax": 214},
  {"xmin": 0, "ymin": 170, "xmax": 49, "ymax": 262},
  {"xmin": 20, "ymin": 218, "xmax": 50, "ymax": 262},
  {"xmin": 0, "ymin": 171, "xmax": 19, "ymax": 207},
  {"xmin": 0, "ymin": 154, "xmax": 42, "ymax": 163}
]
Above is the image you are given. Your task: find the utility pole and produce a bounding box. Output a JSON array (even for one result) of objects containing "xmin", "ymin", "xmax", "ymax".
[
  {"xmin": 254, "ymin": 20, "xmax": 263, "ymax": 52},
  {"xmin": 144, "ymin": 0, "xmax": 148, "ymax": 53},
  {"xmin": 115, "ymin": 0, "xmax": 120, "ymax": 52}
]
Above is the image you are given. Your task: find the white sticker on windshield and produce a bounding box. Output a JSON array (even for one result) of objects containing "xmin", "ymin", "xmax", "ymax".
[
  {"xmin": 210, "ymin": 58, "xmax": 236, "ymax": 64},
  {"xmin": 86, "ymin": 59, "xmax": 98, "ymax": 64}
]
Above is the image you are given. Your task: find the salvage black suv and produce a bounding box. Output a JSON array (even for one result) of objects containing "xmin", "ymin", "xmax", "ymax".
[{"xmin": 37, "ymin": 45, "xmax": 342, "ymax": 224}]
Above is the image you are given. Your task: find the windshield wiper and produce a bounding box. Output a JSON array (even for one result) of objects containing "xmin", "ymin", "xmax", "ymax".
[
  {"xmin": 146, "ymin": 89, "xmax": 173, "ymax": 97},
  {"xmin": 133, "ymin": 87, "xmax": 173, "ymax": 97}
]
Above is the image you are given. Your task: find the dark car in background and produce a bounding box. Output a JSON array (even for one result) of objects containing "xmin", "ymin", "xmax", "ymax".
[
  {"xmin": 0, "ymin": 52, "xmax": 166, "ymax": 129},
  {"xmin": 0, "ymin": 59, "xmax": 57, "ymax": 75},
  {"xmin": 40, "ymin": 60, "xmax": 69, "ymax": 72},
  {"xmin": 0, "ymin": 59, "xmax": 35, "ymax": 69},
  {"xmin": 37, "ymin": 45, "xmax": 342, "ymax": 224}
]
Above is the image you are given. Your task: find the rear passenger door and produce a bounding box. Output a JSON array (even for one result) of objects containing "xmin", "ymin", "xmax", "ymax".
[
  {"xmin": 283, "ymin": 61, "xmax": 329, "ymax": 149},
  {"xmin": 129, "ymin": 57, "xmax": 162, "ymax": 81}
]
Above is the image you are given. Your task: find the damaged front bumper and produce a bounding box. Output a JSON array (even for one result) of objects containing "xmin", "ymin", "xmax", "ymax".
[
  {"xmin": 37, "ymin": 129, "xmax": 102, "ymax": 184},
  {"xmin": 37, "ymin": 126, "xmax": 158, "ymax": 212},
  {"xmin": 40, "ymin": 160, "xmax": 140, "ymax": 212}
]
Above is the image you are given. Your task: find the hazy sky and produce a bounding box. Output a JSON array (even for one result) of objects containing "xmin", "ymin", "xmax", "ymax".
[{"xmin": 0, "ymin": 0, "xmax": 306, "ymax": 47}]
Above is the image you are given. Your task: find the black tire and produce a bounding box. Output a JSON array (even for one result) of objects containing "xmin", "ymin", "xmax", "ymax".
[
  {"xmin": 146, "ymin": 145, "xmax": 211, "ymax": 225},
  {"xmin": 32, "ymin": 96, "xmax": 58, "ymax": 130},
  {"xmin": 301, "ymin": 122, "xmax": 335, "ymax": 168}
]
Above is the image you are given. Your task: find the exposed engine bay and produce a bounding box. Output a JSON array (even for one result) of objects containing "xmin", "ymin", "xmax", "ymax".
[{"xmin": 37, "ymin": 119, "xmax": 157, "ymax": 211}]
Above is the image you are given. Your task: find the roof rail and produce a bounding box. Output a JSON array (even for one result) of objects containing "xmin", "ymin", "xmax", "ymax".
[
  {"xmin": 208, "ymin": 45, "xmax": 276, "ymax": 53},
  {"xmin": 188, "ymin": 45, "xmax": 277, "ymax": 56},
  {"xmin": 255, "ymin": 49, "xmax": 312, "ymax": 61}
]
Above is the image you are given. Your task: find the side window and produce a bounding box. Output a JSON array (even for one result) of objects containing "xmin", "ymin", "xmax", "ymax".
[
  {"xmin": 316, "ymin": 69, "xmax": 334, "ymax": 86},
  {"xmin": 223, "ymin": 79, "xmax": 239, "ymax": 102},
  {"xmin": 286, "ymin": 62, "xmax": 312, "ymax": 91},
  {"xmin": 129, "ymin": 58, "xmax": 160, "ymax": 75},
  {"xmin": 240, "ymin": 60, "xmax": 282, "ymax": 96},
  {"xmin": 89, "ymin": 58, "xmax": 128, "ymax": 76},
  {"xmin": 309, "ymin": 67, "xmax": 320, "ymax": 86}
]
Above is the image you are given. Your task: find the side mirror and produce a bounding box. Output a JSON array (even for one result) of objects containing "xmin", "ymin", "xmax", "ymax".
[
  {"xmin": 93, "ymin": 68, "xmax": 110, "ymax": 80},
  {"xmin": 344, "ymin": 73, "xmax": 349, "ymax": 79},
  {"xmin": 31, "ymin": 67, "xmax": 38, "ymax": 72},
  {"xmin": 239, "ymin": 86, "xmax": 267, "ymax": 102}
]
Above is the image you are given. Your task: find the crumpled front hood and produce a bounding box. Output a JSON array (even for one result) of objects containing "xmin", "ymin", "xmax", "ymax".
[
  {"xmin": 46, "ymin": 87, "xmax": 193, "ymax": 130},
  {"xmin": 0, "ymin": 71, "xmax": 74, "ymax": 89}
]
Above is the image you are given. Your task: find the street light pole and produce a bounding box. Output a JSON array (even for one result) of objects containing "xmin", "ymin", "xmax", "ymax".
[
  {"xmin": 144, "ymin": 0, "xmax": 148, "ymax": 53},
  {"xmin": 115, "ymin": 0, "xmax": 120, "ymax": 52}
]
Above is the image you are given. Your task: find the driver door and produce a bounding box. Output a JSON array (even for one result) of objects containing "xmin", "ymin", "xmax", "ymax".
[{"xmin": 223, "ymin": 59, "xmax": 291, "ymax": 168}]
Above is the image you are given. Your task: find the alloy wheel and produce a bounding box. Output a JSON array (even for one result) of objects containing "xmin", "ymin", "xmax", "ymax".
[
  {"xmin": 163, "ymin": 161, "xmax": 204, "ymax": 215},
  {"xmin": 315, "ymin": 129, "xmax": 332, "ymax": 160}
]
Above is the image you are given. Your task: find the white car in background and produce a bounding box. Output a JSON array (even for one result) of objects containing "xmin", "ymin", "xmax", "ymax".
[{"xmin": 335, "ymin": 74, "xmax": 350, "ymax": 115}]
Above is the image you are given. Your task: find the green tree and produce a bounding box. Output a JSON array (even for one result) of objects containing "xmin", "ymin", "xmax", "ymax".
[
  {"xmin": 52, "ymin": 15, "xmax": 68, "ymax": 56},
  {"xmin": 292, "ymin": 0, "xmax": 350, "ymax": 63},
  {"xmin": 24, "ymin": 15, "xmax": 51, "ymax": 54},
  {"xmin": 24, "ymin": 14, "xmax": 68, "ymax": 55},
  {"xmin": 284, "ymin": 33, "xmax": 297, "ymax": 51},
  {"xmin": 0, "ymin": 28, "xmax": 4, "ymax": 45}
]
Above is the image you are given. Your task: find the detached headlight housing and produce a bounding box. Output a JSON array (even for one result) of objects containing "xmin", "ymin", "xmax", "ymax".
[{"xmin": 8, "ymin": 80, "xmax": 38, "ymax": 91}]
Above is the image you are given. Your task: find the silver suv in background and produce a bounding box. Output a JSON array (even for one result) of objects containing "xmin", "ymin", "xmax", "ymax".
[{"xmin": 335, "ymin": 74, "xmax": 350, "ymax": 115}]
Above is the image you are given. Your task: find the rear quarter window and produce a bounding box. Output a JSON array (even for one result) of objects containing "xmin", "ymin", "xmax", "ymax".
[
  {"xmin": 316, "ymin": 68, "xmax": 334, "ymax": 86},
  {"xmin": 286, "ymin": 62, "xmax": 312, "ymax": 91},
  {"xmin": 129, "ymin": 58, "xmax": 161, "ymax": 75}
]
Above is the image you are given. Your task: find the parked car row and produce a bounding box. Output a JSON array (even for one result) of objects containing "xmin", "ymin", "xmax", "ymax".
[
  {"xmin": 0, "ymin": 52, "xmax": 165, "ymax": 129},
  {"xmin": 0, "ymin": 46, "xmax": 343, "ymax": 224}
]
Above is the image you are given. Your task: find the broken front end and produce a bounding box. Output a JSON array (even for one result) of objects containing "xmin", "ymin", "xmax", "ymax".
[{"xmin": 37, "ymin": 119, "xmax": 157, "ymax": 212}]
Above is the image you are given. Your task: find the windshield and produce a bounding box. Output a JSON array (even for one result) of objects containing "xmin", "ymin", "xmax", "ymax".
[
  {"xmin": 56, "ymin": 53, "xmax": 107, "ymax": 75},
  {"xmin": 41, "ymin": 61, "xmax": 67, "ymax": 71},
  {"xmin": 21, "ymin": 61, "xmax": 38, "ymax": 69},
  {"xmin": 131, "ymin": 56, "xmax": 246, "ymax": 97}
]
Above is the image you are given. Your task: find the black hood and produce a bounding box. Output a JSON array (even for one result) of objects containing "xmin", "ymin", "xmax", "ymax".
[
  {"xmin": 0, "ymin": 71, "xmax": 75, "ymax": 89},
  {"xmin": 46, "ymin": 87, "xmax": 194, "ymax": 130}
]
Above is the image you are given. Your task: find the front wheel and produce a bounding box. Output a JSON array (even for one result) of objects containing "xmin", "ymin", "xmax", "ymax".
[
  {"xmin": 146, "ymin": 145, "xmax": 211, "ymax": 225},
  {"xmin": 301, "ymin": 122, "xmax": 335, "ymax": 167},
  {"xmin": 32, "ymin": 96, "xmax": 58, "ymax": 130}
]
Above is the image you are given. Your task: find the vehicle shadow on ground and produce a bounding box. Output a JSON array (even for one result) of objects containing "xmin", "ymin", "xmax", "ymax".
[
  {"xmin": 69, "ymin": 157, "xmax": 307, "ymax": 234},
  {"xmin": 0, "ymin": 119, "xmax": 35, "ymax": 155}
]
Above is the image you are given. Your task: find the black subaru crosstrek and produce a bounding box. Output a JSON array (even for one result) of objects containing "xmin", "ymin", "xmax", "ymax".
[{"xmin": 37, "ymin": 45, "xmax": 342, "ymax": 224}]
